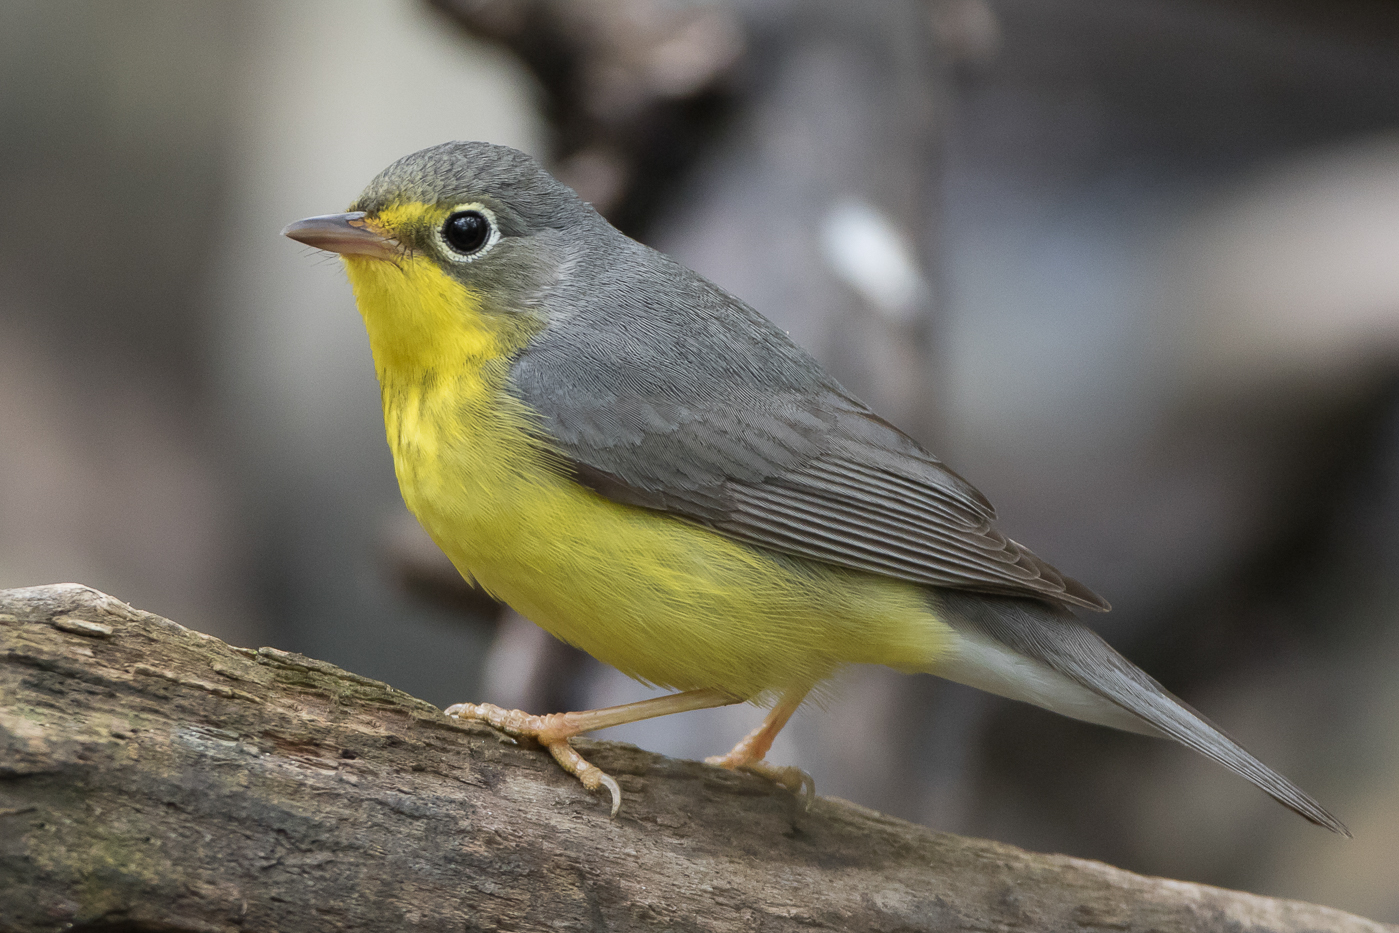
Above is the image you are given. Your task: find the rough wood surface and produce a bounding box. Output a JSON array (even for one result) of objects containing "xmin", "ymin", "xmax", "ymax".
[{"xmin": 0, "ymin": 583, "xmax": 1391, "ymax": 933}]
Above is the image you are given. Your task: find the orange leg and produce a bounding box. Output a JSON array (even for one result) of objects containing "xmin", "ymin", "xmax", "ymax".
[
  {"xmin": 445, "ymin": 688, "xmax": 740, "ymax": 816},
  {"xmin": 705, "ymin": 687, "xmax": 815, "ymax": 807}
]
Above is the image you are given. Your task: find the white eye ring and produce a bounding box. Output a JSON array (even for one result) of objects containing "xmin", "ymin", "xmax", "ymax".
[{"xmin": 434, "ymin": 202, "xmax": 500, "ymax": 261}]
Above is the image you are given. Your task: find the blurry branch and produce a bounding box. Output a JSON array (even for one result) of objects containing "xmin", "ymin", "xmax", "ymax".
[
  {"xmin": 428, "ymin": 0, "xmax": 746, "ymax": 232},
  {"xmin": 2, "ymin": 583, "xmax": 1394, "ymax": 933},
  {"xmin": 383, "ymin": 509, "xmax": 502, "ymax": 618},
  {"xmin": 425, "ymin": 0, "xmax": 998, "ymax": 234}
]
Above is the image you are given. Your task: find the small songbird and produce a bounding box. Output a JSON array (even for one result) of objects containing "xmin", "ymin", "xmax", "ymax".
[{"xmin": 283, "ymin": 141, "xmax": 1347, "ymax": 834}]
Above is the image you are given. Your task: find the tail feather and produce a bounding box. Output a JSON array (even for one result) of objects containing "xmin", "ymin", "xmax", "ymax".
[{"xmin": 934, "ymin": 591, "xmax": 1350, "ymax": 836}]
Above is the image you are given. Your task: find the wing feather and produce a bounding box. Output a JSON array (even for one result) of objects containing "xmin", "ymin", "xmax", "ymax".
[{"xmin": 508, "ymin": 237, "xmax": 1109, "ymax": 611}]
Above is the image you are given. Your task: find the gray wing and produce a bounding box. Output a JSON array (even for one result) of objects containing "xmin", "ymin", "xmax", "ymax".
[{"xmin": 509, "ymin": 238, "xmax": 1108, "ymax": 612}]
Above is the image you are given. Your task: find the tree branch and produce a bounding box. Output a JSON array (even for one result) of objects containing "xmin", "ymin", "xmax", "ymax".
[{"xmin": 0, "ymin": 583, "xmax": 1390, "ymax": 933}]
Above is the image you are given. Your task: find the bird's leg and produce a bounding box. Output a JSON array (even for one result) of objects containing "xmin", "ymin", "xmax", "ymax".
[
  {"xmin": 445, "ymin": 687, "xmax": 741, "ymax": 816},
  {"xmin": 705, "ymin": 687, "xmax": 815, "ymax": 807}
]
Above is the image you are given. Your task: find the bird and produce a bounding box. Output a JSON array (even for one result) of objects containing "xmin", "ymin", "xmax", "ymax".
[{"xmin": 282, "ymin": 140, "xmax": 1347, "ymax": 834}]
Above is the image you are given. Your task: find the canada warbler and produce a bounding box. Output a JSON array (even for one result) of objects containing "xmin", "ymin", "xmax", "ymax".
[{"xmin": 283, "ymin": 141, "xmax": 1346, "ymax": 833}]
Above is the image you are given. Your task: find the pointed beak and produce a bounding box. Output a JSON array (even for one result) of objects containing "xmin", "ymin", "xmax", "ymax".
[{"xmin": 281, "ymin": 212, "xmax": 401, "ymax": 260}]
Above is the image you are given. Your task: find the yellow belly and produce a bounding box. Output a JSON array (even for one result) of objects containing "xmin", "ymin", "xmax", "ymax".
[{"xmin": 389, "ymin": 373, "xmax": 951, "ymax": 700}]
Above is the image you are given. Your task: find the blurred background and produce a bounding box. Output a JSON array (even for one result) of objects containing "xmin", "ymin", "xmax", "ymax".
[{"xmin": 2, "ymin": 0, "xmax": 1398, "ymax": 919}]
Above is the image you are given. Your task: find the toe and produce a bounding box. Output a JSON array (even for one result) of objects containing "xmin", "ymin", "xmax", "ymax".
[{"xmin": 547, "ymin": 739, "xmax": 624, "ymax": 817}]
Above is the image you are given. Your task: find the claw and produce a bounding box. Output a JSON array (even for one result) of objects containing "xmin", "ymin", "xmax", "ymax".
[
  {"xmin": 708, "ymin": 754, "xmax": 816, "ymax": 809},
  {"xmin": 599, "ymin": 772, "xmax": 623, "ymax": 817},
  {"xmin": 741, "ymin": 761, "xmax": 815, "ymax": 810},
  {"xmin": 545, "ymin": 736, "xmax": 623, "ymax": 817}
]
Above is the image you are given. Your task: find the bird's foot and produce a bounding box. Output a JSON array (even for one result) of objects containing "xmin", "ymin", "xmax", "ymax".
[
  {"xmin": 705, "ymin": 751, "xmax": 816, "ymax": 809},
  {"xmin": 702, "ymin": 689, "xmax": 815, "ymax": 808},
  {"xmin": 445, "ymin": 701, "xmax": 622, "ymax": 817}
]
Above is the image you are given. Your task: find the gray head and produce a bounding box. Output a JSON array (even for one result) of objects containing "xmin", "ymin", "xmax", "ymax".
[{"xmin": 322, "ymin": 141, "xmax": 621, "ymax": 306}]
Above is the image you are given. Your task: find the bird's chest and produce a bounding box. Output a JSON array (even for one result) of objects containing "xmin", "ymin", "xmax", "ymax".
[{"xmin": 380, "ymin": 371, "xmax": 553, "ymax": 562}]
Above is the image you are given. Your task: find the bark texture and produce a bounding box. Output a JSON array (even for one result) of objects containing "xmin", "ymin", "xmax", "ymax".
[{"xmin": 0, "ymin": 583, "xmax": 1391, "ymax": 933}]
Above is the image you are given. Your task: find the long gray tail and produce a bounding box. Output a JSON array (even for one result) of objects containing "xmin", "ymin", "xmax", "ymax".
[{"xmin": 932, "ymin": 591, "xmax": 1350, "ymax": 836}]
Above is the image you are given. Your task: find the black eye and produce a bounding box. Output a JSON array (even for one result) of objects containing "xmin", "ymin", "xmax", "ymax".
[{"xmin": 443, "ymin": 210, "xmax": 490, "ymax": 254}]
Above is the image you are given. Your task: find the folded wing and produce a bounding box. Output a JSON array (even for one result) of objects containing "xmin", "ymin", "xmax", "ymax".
[{"xmin": 508, "ymin": 249, "xmax": 1107, "ymax": 611}]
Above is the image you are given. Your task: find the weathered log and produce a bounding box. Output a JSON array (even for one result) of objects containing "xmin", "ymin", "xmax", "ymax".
[{"xmin": 0, "ymin": 583, "xmax": 1391, "ymax": 933}]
